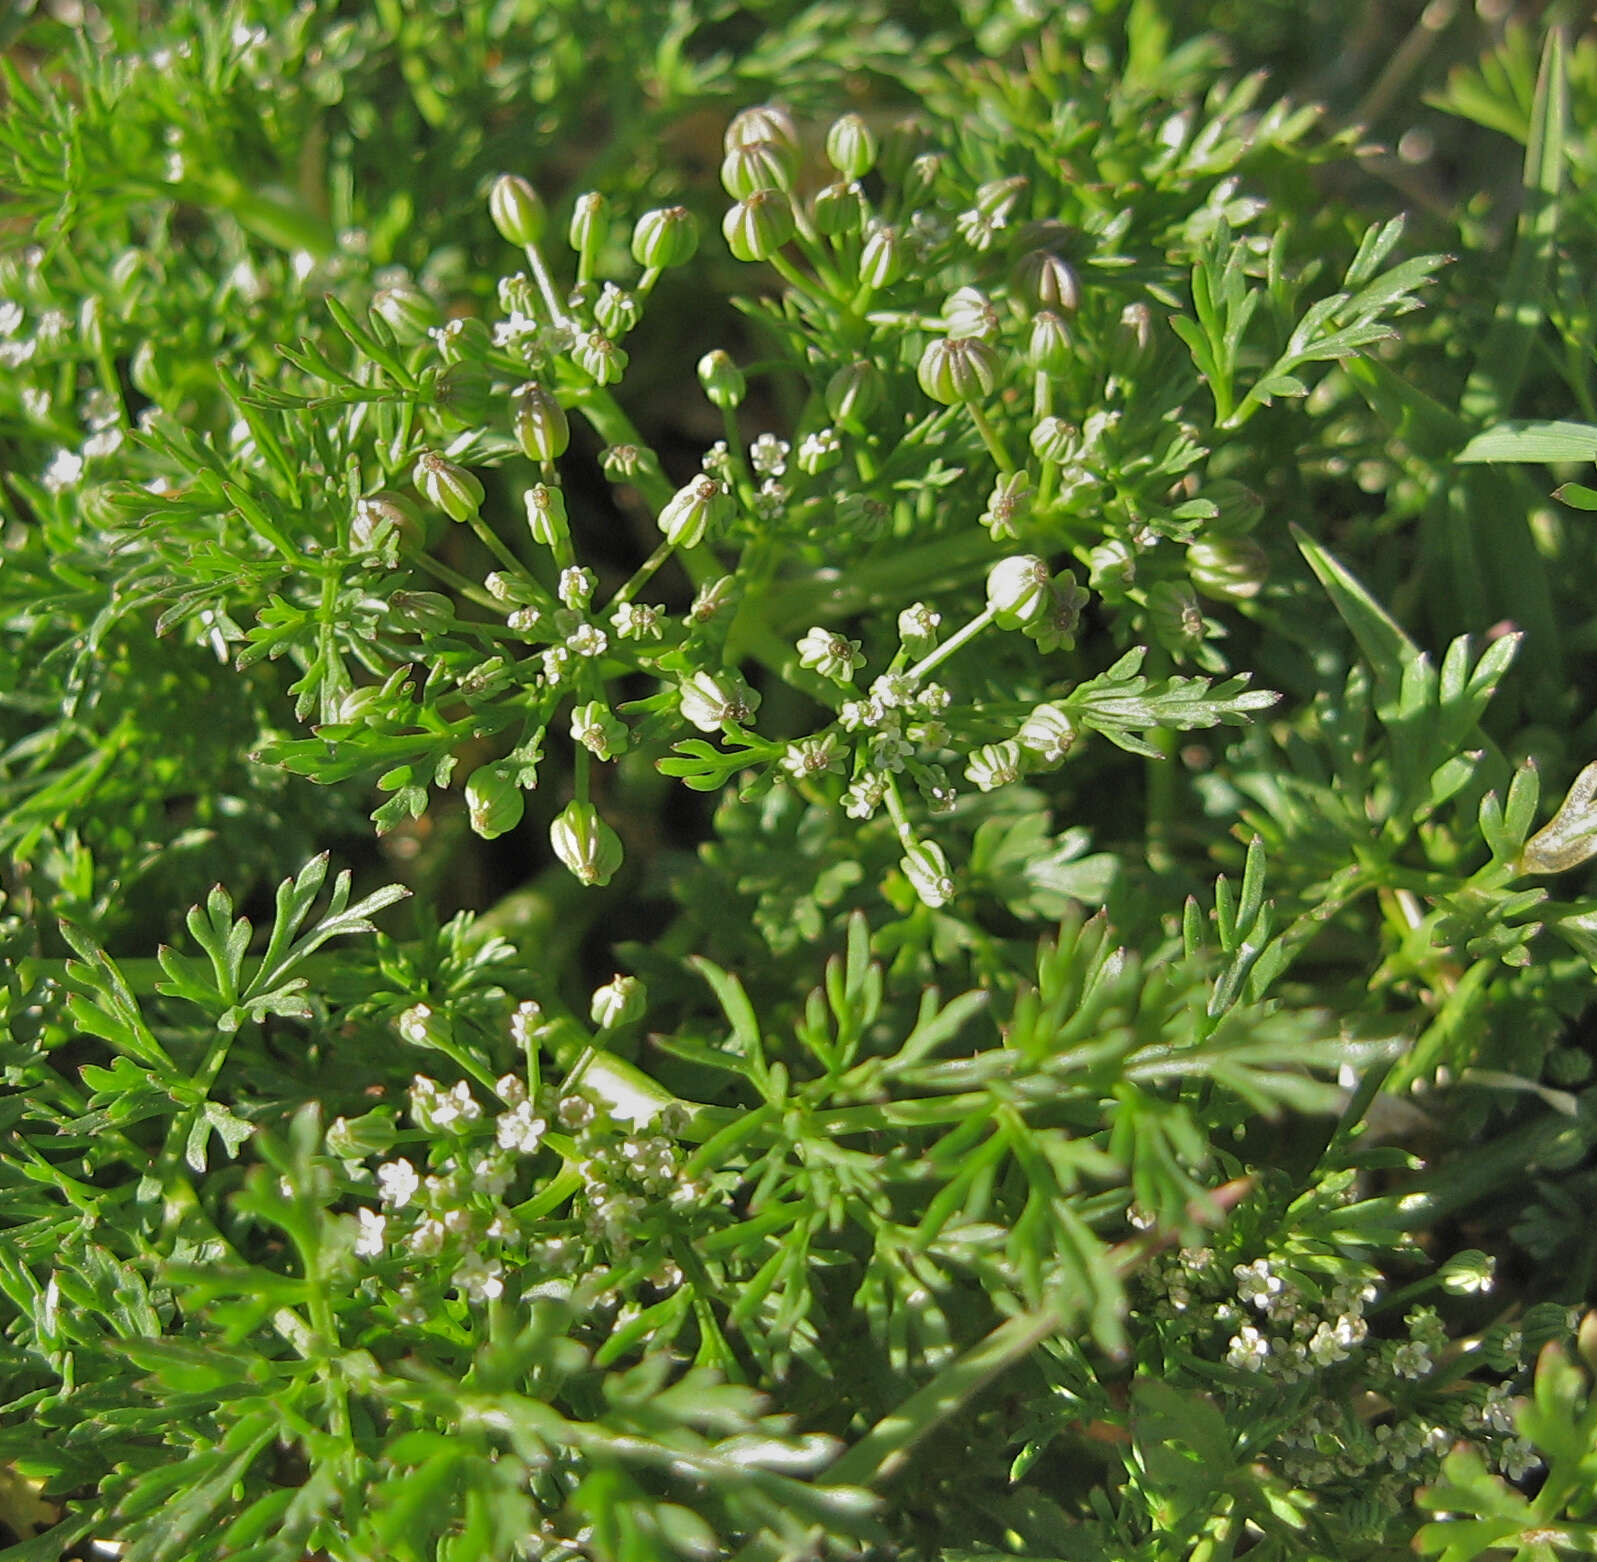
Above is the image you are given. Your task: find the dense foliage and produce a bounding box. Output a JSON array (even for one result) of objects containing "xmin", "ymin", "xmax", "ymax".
[{"xmin": 3, "ymin": 2, "xmax": 1597, "ymax": 1559}]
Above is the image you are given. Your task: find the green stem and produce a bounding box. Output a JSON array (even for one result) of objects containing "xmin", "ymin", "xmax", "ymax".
[
  {"xmin": 521, "ymin": 238, "xmax": 573, "ymax": 332},
  {"xmin": 905, "ymin": 604, "xmax": 998, "ymax": 684},
  {"xmin": 966, "ymin": 401, "xmax": 1014, "ymax": 473}
]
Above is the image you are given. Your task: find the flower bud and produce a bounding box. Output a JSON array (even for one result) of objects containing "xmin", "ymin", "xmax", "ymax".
[
  {"xmin": 489, "ymin": 173, "xmax": 546, "ymax": 246},
  {"xmin": 590, "ymin": 974, "xmax": 646, "ymax": 1029},
  {"xmin": 942, "ymin": 287, "xmax": 998, "ymax": 341},
  {"xmin": 1027, "ymin": 311, "xmax": 1072, "ymax": 375},
  {"xmin": 464, "ymin": 763, "xmax": 525, "ymax": 840},
  {"xmin": 901, "ymin": 840, "xmax": 955, "ymax": 909},
  {"xmin": 825, "ymin": 360, "xmax": 883, "ymax": 427},
  {"xmin": 722, "ymin": 189, "xmax": 796, "ymax": 262},
  {"xmin": 524, "ymin": 483, "xmax": 569, "ymax": 548},
  {"xmin": 1113, "ymin": 301, "xmax": 1155, "ymax": 371},
  {"xmin": 1018, "ymin": 703, "xmax": 1078, "ymax": 765},
  {"xmin": 388, "ymin": 591, "xmax": 455, "ymax": 634},
  {"xmin": 414, "ymin": 451, "xmax": 484, "ymax": 523},
  {"xmin": 826, "ymin": 113, "xmax": 876, "ymax": 180},
  {"xmin": 917, "ymin": 336, "xmax": 1000, "ymax": 404},
  {"xmin": 512, "ymin": 381, "xmax": 569, "ymax": 462},
  {"xmin": 549, "ymin": 801, "xmax": 624, "ymax": 887},
  {"xmin": 721, "ymin": 140, "xmax": 796, "ymax": 199},
  {"xmin": 725, "ymin": 104, "xmax": 799, "ymax": 158},
  {"xmin": 975, "ymin": 174, "xmax": 1027, "ymax": 222},
  {"xmin": 858, "ymin": 224, "xmax": 905, "ymax": 290},
  {"xmin": 878, "ymin": 117, "xmax": 925, "ymax": 184},
  {"xmin": 351, "ymin": 491, "xmax": 423, "ymax": 558},
  {"xmin": 371, "ymin": 283, "xmax": 440, "ymax": 344},
  {"xmin": 697, "ymin": 349, "xmax": 746, "ymax": 410},
  {"xmin": 810, "ymin": 180, "xmax": 867, "ymax": 237},
  {"xmin": 986, "ymin": 555, "xmax": 1051, "ymax": 628},
  {"xmin": 1087, "ymin": 538, "xmax": 1136, "ymax": 600},
  {"xmin": 631, "ymin": 206, "xmax": 699, "ymax": 270},
  {"xmin": 657, "ymin": 475, "xmax": 732, "ymax": 548},
  {"xmin": 569, "ymin": 191, "xmax": 607, "ymax": 256},
  {"xmin": 1012, "ymin": 249, "xmax": 1080, "ymax": 313},
  {"xmin": 678, "ymin": 668, "xmax": 759, "ymax": 732},
  {"xmin": 1187, "ymin": 536, "xmax": 1268, "ymax": 602}
]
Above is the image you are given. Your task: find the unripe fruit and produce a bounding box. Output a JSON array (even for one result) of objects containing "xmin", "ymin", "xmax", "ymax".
[
  {"xmin": 722, "ymin": 189, "xmax": 796, "ymax": 262},
  {"xmin": 697, "ymin": 350, "xmax": 746, "ymax": 410},
  {"xmin": 489, "ymin": 173, "xmax": 546, "ymax": 246},
  {"xmin": 414, "ymin": 451, "xmax": 484, "ymax": 523},
  {"xmin": 631, "ymin": 206, "xmax": 699, "ymax": 270},
  {"xmin": 986, "ymin": 555, "xmax": 1052, "ymax": 628},
  {"xmin": 465, "ymin": 764, "xmax": 525, "ymax": 840},
  {"xmin": 825, "ymin": 113, "xmax": 877, "ymax": 180},
  {"xmin": 370, "ymin": 283, "xmax": 439, "ymax": 343},
  {"xmin": 657, "ymin": 475, "xmax": 732, "ymax": 548},
  {"xmin": 512, "ymin": 381, "xmax": 569, "ymax": 462},
  {"xmin": 917, "ymin": 336, "xmax": 1000, "ymax": 404},
  {"xmin": 549, "ymin": 800, "xmax": 624, "ymax": 887}
]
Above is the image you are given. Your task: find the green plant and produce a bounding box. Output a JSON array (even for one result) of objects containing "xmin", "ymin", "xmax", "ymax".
[{"xmin": 3, "ymin": 2, "xmax": 1597, "ymax": 1559}]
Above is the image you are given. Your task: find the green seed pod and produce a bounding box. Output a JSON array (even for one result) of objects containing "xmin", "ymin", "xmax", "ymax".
[
  {"xmin": 942, "ymin": 287, "xmax": 998, "ymax": 341},
  {"xmin": 697, "ymin": 350, "xmax": 746, "ymax": 411},
  {"xmin": 917, "ymin": 336, "xmax": 1000, "ymax": 405},
  {"xmin": 370, "ymin": 283, "xmax": 440, "ymax": 344},
  {"xmin": 965, "ymin": 740, "xmax": 1024, "ymax": 793},
  {"xmin": 825, "ymin": 360, "xmax": 883, "ymax": 427},
  {"xmin": 725, "ymin": 103, "xmax": 799, "ymax": 158},
  {"xmin": 524, "ymin": 483, "xmax": 569, "ymax": 548},
  {"xmin": 986, "ymin": 554, "xmax": 1052, "ymax": 628},
  {"xmin": 1012, "ymin": 249, "xmax": 1080, "ymax": 313},
  {"xmin": 810, "ymin": 180, "xmax": 867, "ymax": 238},
  {"xmin": 658, "ymin": 475, "xmax": 732, "ymax": 548},
  {"xmin": 721, "ymin": 140, "xmax": 796, "ymax": 199},
  {"xmin": 825, "ymin": 113, "xmax": 877, "ymax": 180},
  {"xmin": 569, "ymin": 700, "xmax": 629, "ymax": 760},
  {"xmin": 858, "ymin": 224, "xmax": 905, "ymax": 290},
  {"xmin": 549, "ymin": 800, "xmax": 624, "ymax": 887},
  {"xmin": 433, "ymin": 360, "xmax": 494, "ymax": 427},
  {"xmin": 1147, "ymin": 580, "xmax": 1207, "ymax": 658},
  {"xmin": 1187, "ymin": 536, "xmax": 1268, "ymax": 602},
  {"xmin": 900, "ymin": 839, "xmax": 955, "ymax": 908},
  {"xmin": 432, "ymin": 315, "xmax": 492, "ymax": 365},
  {"xmin": 590, "ymin": 974, "xmax": 646, "ymax": 1029},
  {"xmin": 465, "ymin": 763, "xmax": 525, "ymax": 840},
  {"xmin": 1027, "ymin": 310, "xmax": 1072, "ymax": 375},
  {"xmin": 414, "ymin": 451, "xmax": 484, "ymax": 523},
  {"xmin": 388, "ymin": 590, "xmax": 455, "ymax": 634},
  {"xmin": 512, "ymin": 381, "xmax": 569, "ymax": 462},
  {"xmin": 593, "ymin": 283, "xmax": 639, "ymax": 338},
  {"xmin": 631, "ymin": 206, "xmax": 699, "ymax": 270},
  {"xmin": 722, "ymin": 189, "xmax": 796, "ymax": 262},
  {"xmin": 489, "ymin": 173, "xmax": 546, "ymax": 246},
  {"xmin": 1030, "ymin": 416, "xmax": 1076, "ymax": 464},
  {"xmin": 569, "ymin": 191, "xmax": 607, "ymax": 256}
]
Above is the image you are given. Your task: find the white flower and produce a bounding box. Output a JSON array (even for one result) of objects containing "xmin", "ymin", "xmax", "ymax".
[
  {"xmin": 0, "ymin": 300, "xmax": 23, "ymax": 335},
  {"xmin": 1225, "ymin": 1325, "xmax": 1270, "ymax": 1372},
  {"xmin": 430, "ymin": 1081, "xmax": 483, "ymax": 1131},
  {"xmin": 1498, "ymin": 1437, "xmax": 1539, "ymax": 1482},
  {"xmin": 782, "ymin": 734, "xmax": 844, "ymax": 779},
  {"xmin": 377, "ymin": 1159, "xmax": 420, "ymax": 1209},
  {"xmin": 353, "ymin": 1207, "xmax": 387, "ymax": 1257},
  {"xmin": 42, "ymin": 449, "xmax": 84, "ymax": 493},
  {"xmin": 611, "ymin": 601, "xmax": 662, "ymax": 640},
  {"xmin": 496, "ymin": 1101, "xmax": 548, "ymax": 1154},
  {"xmin": 749, "ymin": 433, "xmax": 789, "ymax": 477},
  {"xmin": 408, "ymin": 1216, "xmax": 447, "ymax": 1257},
  {"xmin": 844, "ymin": 775, "xmax": 886, "ymax": 820},
  {"xmin": 796, "ymin": 627, "xmax": 865, "ymax": 683},
  {"xmin": 1391, "ymin": 1340, "xmax": 1432, "ymax": 1379},
  {"xmin": 898, "ymin": 602, "xmax": 940, "ymax": 643},
  {"xmin": 1234, "ymin": 1257, "xmax": 1283, "ymax": 1310},
  {"xmin": 566, "ymin": 623, "xmax": 608, "ymax": 658}
]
